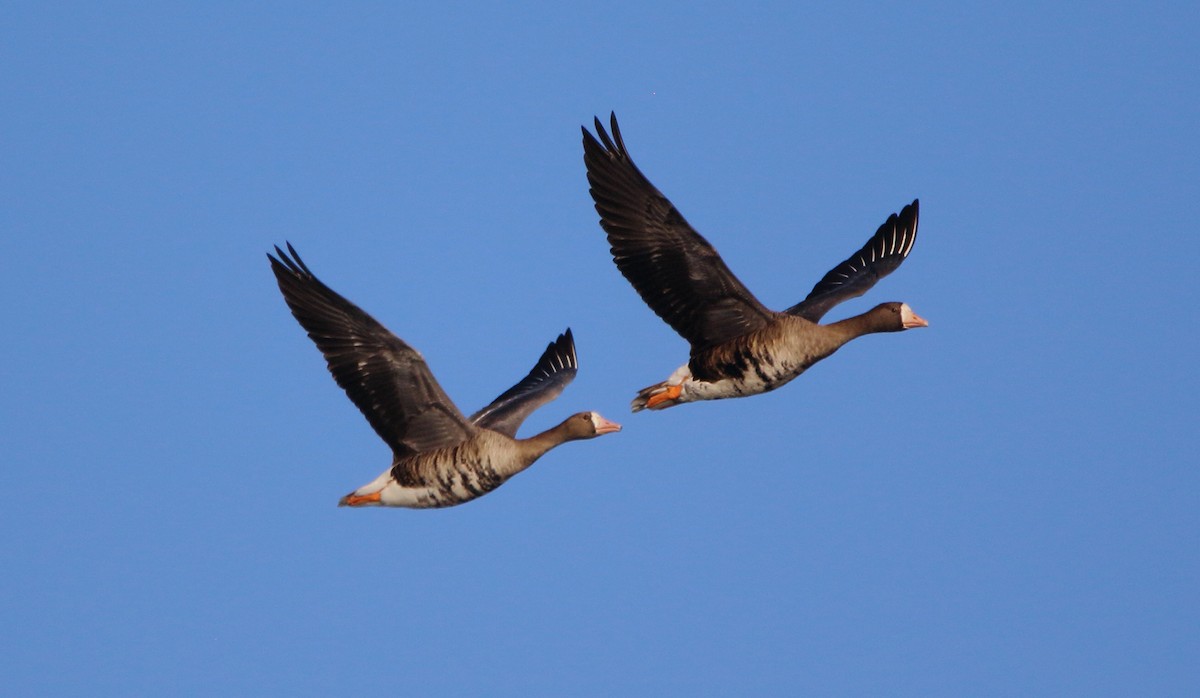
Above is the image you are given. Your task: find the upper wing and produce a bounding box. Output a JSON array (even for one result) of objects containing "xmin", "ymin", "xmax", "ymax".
[
  {"xmin": 268, "ymin": 243, "xmax": 476, "ymax": 458},
  {"xmin": 468, "ymin": 329, "xmax": 578, "ymax": 437},
  {"xmin": 583, "ymin": 113, "xmax": 775, "ymax": 352},
  {"xmin": 785, "ymin": 199, "xmax": 920, "ymax": 322}
]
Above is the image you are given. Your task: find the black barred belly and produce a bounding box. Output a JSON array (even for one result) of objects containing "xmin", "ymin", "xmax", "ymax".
[{"xmin": 692, "ymin": 347, "xmax": 803, "ymax": 399}]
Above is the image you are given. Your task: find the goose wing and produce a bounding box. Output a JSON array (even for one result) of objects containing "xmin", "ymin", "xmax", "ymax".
[
  {"xmin": 786, "ymin": 199, "xmax": 919, "ymax": 322},
  {"xmin": 583, "ymin": 113, "xmax": 775, "ymax": 352},
  {"xmin": 269, "ymin": 243, "xmax": 476, "ymax": 458},
  {"xmin": 469, "ymin": 329, "xmax": 578, "ymax": 437}
]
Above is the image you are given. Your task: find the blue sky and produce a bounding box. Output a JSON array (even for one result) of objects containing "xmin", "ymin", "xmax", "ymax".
[{"xmin": 3, "ymin": 2, "xmax": 1197, "ymax": 695}]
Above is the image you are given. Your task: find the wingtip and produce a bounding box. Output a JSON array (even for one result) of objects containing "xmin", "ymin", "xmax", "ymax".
[
  {"xmin": 267, "ymin": 244, "xmax": 292, "ymax": 276},
  {"xmin": 608, "ymin": 112, "xmax": 624, "ymax": 150},
  {"xmin": 559, "ymin": 327, "xmax": 578, "ymax": 369},
  {"xmin": 268, "ymin": 241, "xmax": 310, "ymax": 277},
  {"xmin": 538, "ymin": 328, "xmax": 578, "ymax": 372},
  {"xmin": 586, "ymin": 112, "xmax": 626, "ymax": 156},
  {"xmin": 900, "ymin": 200, "xmax": 919, "ymax": 250}
]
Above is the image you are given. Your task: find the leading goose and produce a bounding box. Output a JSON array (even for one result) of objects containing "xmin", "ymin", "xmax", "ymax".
[
  {"xmin": 582, "ymin": 113, "xmax": 927, "ymax": 411},
  {"xmin": 269, "ymin": 244, "xmax": 620, "ymax": 508}
]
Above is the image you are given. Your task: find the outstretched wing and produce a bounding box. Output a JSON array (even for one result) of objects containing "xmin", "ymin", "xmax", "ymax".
[
  {"xmin": 468, "ymin": 329, "xmax": 578, "ymax": 437},
  {"xmin": 786, "ymin": 200, "xmax": 919, "ymax": 322},
  {"xmin": 268, "ymin": 243, "xmax": 476, "ymax": 458},
  {"xmin": 583, "ymin": 113, "xmax": 775, "ymax": 352}
]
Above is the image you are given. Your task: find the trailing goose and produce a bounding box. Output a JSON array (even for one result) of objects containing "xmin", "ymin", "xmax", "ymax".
[
  {"xmin": 269, "ymin": 243, "xmax": 620, "ymax": 508},
  {"xmin": 582, "ymin": 113, "xmax": 927, "ymax": 411}
]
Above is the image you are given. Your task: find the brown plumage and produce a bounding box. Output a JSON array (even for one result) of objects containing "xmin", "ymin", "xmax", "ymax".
[
  {"xmin": 268, "ymin": 243, "xmax": 620, "ymax": 508},
  {"xmin": 582, "ymin": 113, "xmax": 928, "ymax": 411}
]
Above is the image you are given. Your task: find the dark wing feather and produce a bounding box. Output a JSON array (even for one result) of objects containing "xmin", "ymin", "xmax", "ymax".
[
  {"xmin": 468, "ymin": 329, "xmax": 578, "ymax": 437},
  {"xmin": 583, "ymin": 113, "xmax": 775, "ymax": 352},
  {"xmin": 268, "ymin": 243, "xmax": 476, "ymax": 458},
  {"xmin": 785, "ymin": 199, "xmax": 919, "ymax": 322}
]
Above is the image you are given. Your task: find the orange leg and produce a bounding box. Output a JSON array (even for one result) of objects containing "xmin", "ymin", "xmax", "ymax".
[
  {"xmin": 339, "ymin": 491, "xmax": 382, "ymax": 507},
  {"xmin": 644, "ymin": 383, "xmax": 683, "ymax": 409}
]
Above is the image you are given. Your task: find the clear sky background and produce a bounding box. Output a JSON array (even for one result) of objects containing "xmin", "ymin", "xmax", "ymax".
[{"xmin": 3, "ymin": 2, "xmax": 1197, "ymax": 695}]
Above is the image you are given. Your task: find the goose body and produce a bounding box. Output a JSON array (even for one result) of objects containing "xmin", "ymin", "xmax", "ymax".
[
  {"xmin": 269, "ymin": 244, "xmax": 620, "ymax": 508},
  {"xmin": 633, "ymin": 304, "xmax": 925, "ymax": 409},
  {"xmin": 339, "ymin": 415, "xmax": 613, "ymax": 508},
  {"xmin": 582, "ymin": 113, "xmax": 927, "ymax": 411}
]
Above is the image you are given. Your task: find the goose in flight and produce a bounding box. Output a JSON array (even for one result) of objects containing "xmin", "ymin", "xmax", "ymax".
[
  {"xmin": 582, "ymin": 113, "xmax": 927, "ymax": 411},
  {"xmin": 269, "ymin": 244, "xmax": 620, "ymax": 507}
]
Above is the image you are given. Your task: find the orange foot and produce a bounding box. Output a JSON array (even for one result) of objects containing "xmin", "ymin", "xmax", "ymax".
[
  {"xmin": 644, "ymin": 383, "xmax": 683, "ymax": 409},
  {"xmin": 339, "ymin": 491, "xmax": 382, "ymax": 507}
]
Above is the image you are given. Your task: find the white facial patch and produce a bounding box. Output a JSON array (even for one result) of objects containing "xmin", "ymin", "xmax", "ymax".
[{"xmin": 899, "ymin": 303, "xmax": 928, "ymax": 329}]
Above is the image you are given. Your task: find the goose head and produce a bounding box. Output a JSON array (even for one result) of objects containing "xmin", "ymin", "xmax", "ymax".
[
  {"xmin": 868, "ymin": 302, "xmax": 929, "ymax": 332},
  {"xmin": 563, "ymin": 411, "xmax": 622, "ymax": 439}
]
